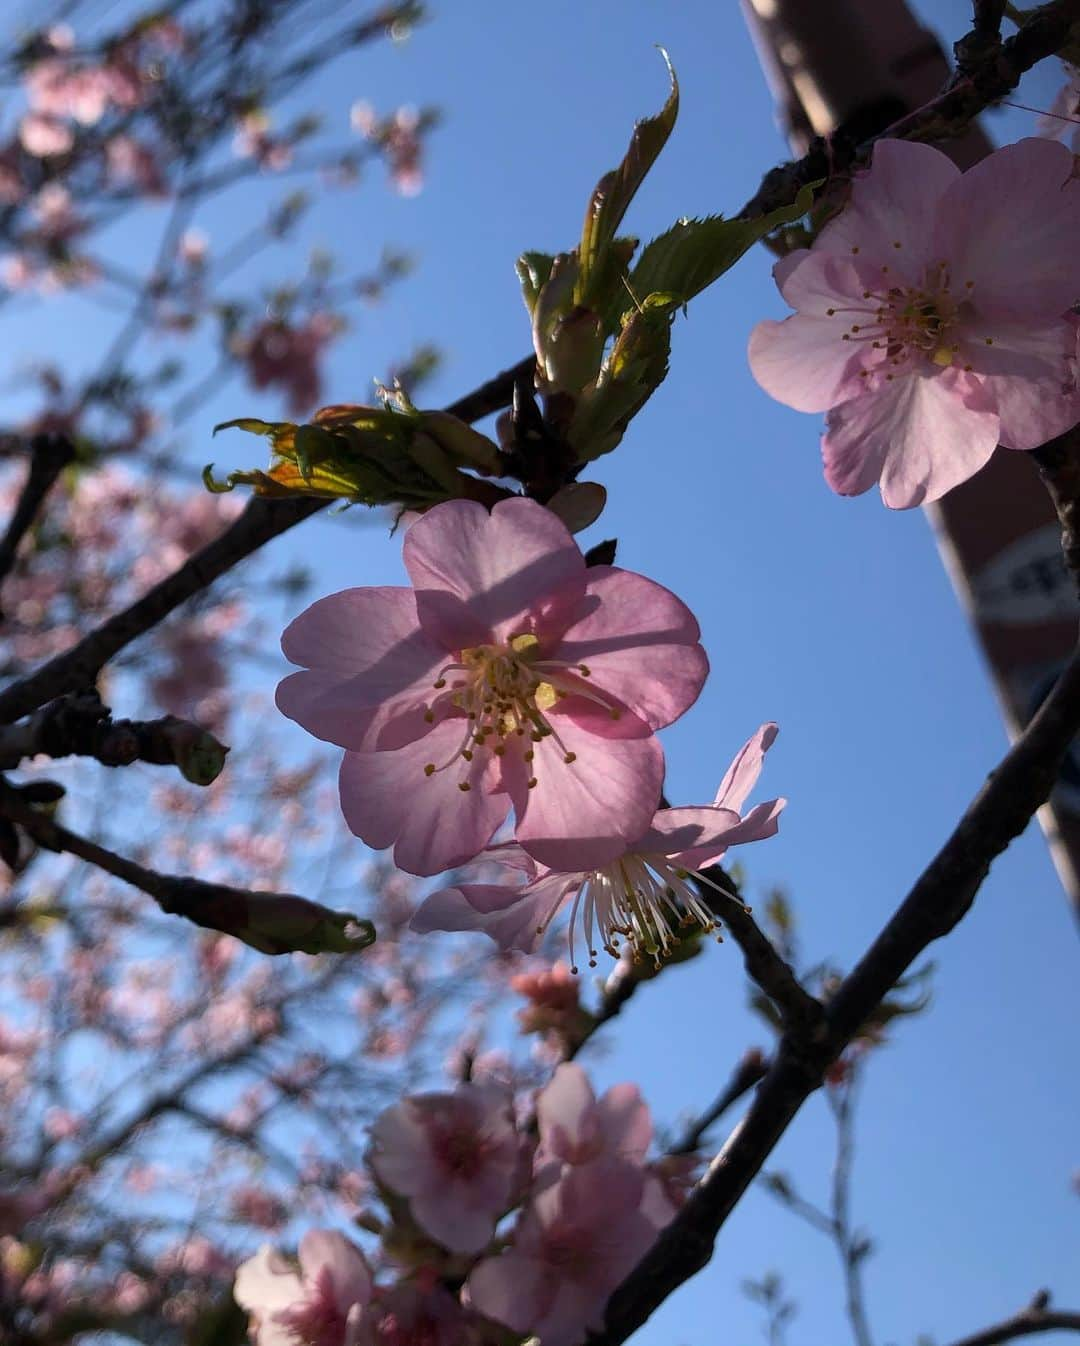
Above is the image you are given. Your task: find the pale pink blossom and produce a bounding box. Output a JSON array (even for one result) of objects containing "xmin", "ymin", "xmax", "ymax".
[
  {"xmin": 748, "ymin": 138, "xmax": 1080, "ymax": 508},
  {"xmin": 467, "ymin": 1159, "xmax": 657, "ymax": 1346},
  {"xmin": 278, "ymin": 497, "xmax": 708, "ymax": 876},
  {"xmin": 535, "ymin": 1063, "xmax": 651, "ymax": 1176},
  {"xmin": 511, "ymin": 960, "xmax": 586, "ymax": 1038},
  {"xmin": 234, "ymin": 1231, "xmax": 373, "ymax": 1346},
  {"xmin": 18, "ymin": 113, "xmax": 73, "ymax": 157},
  {"xmin": 369, "ymin": 1081, "xmax": 524, "ymax": 1253},
  {"xmin": 412, "ymin": 724, "xmax": 782, "ymax": 966},
  {"xmin": 361, "ymin": 1281, "xmax": 469, "ymax": 1346}
]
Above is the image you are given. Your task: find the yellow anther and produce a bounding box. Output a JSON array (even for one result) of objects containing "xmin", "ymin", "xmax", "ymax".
[
  {"xmin": 433, "ymin": 678, "xmax": 446, "ymax": 689},
  {"xmin": 510, "ymin": 632, "xmax": 541, "ymax": 657},
  {"xmin": 563, "ymin": 752, "xmax": 577, "ymax": 764},
  {"xmin": 423, "ymin": 764, "xmax": 435, "ymax": 776},
  {"xmin": 527, "ymin": 777, "xmax": 538, "ymax": 789},
  {"xmin": 423, "ymin": 710, "xmax": 435, "ymax": 723},
  {"xmin": 458, "ymin": 782, "xmax": 471, "ymax": 792},
  {"xmin": 534, "ymin": 681, "xmax": 558, "ymax": 712}
]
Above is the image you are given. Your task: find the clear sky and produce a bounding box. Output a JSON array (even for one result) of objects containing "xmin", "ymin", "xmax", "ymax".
[{"xmin": 8, "ymin": 1, "xmax": 1079, "ymax": 1342}]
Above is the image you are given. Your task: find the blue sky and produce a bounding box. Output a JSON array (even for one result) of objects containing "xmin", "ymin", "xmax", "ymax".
[{"xmin": 6, "ymin": 1, "xmax": 1078, "ymax": 1342}]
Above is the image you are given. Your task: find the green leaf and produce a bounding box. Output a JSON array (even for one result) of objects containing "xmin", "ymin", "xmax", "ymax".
[
  {"xmin": 617, "ymin": 181, "xmax": 821, "ymax": 324},
  {"xmin": 212, "ymin": 417, "xmax": 289, "ymax": 437},
  {"xmin": 576, "ymin": 49, "xmax": 678, "ymax": 308},
  {"xmin": 516, "ymin": 251, "xmax": 556, "ymax": 315}
]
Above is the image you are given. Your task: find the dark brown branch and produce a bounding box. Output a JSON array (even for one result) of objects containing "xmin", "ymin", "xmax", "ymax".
[
  {"xmin": 700, "ymin": 864, "xmax": 824, "ymax": 1037},
  {"xmin": 592, "ymin": 642, "xmax": 1080, "ymax": 1344},
  {"xmin": 1031, "ymin": 422, "xmax": 1080, "ymax": 596},
  {"xmin": 943, "ymin": 1293, "xmax": 1080, "ymax": 1346},
  {"xmin": 0, "ymin": 690, "xmax": 228, "ymax": 784},
  {"xmin": 668, "ymin": 1049, "xmax": 769, "ymax": 1156},
  {"xmin": 0, "ymin": 360, "xmax": 528, "ymax": 728},
  {"xmin": 0, "ymin": 778, "xmax": 372, "ymax": 954},
  {"xmin": 0, "ymin": 433, "xmax": 76, "ymax": 595},
  {"xmin": 740, "ymin": 0, "xmax": 1080, "ymax": 220}
]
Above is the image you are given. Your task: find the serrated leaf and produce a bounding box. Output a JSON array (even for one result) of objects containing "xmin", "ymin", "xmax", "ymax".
[
  {"xmin": 576, "ymin": 50, "xmax": 678, "ymax": 308},
  {"xmin": 615, "ymin": 181, "xmax": 820, "ymax": 326}
]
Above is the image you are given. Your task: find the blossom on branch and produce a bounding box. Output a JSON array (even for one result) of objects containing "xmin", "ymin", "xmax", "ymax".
[
  {"xmin": 368, "ymin": 1081, "xmax": 525, "ymax": 1253},
  {"xmin": 233, "ymin": 1231, "xmax": 373, "ymax": 1346},
  {"xmin": 277, "ymin": 497, "xmax": 708, "ymax": 876},
  {"xmin": 412, "ymin": 724, "xmax": 783, "ymax": 967},
  {"xmin": 748, "ymin": 138, "xmax": 1080, "ymax": 507}
]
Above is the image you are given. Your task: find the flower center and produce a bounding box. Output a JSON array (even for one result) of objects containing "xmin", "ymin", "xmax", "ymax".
[
  {"xmin": 420, "ymin": 632, "xmax": 620, "ymax": 792},
  {"xmin": 279, "ymin": 1272, "xmax": 349, "ymax": 1346},
  {"xmin": 825, "ymin": 252, "xmax": 991, "ymax": 379},
  {"xmin": 542, "ymin": 855, "xmax": 743, "ymax": 972}
]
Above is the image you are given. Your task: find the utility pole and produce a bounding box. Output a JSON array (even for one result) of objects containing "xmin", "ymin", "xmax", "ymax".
[{"xmin": 741, "ymin": 0, "xmax": 1080, "ymax": 921}]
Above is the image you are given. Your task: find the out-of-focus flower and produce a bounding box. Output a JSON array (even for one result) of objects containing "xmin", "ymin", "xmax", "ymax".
[
  {"xmin": 535, "ymin": 1062, "xmax": 651, "ymax": 1176},
  {"xmin": 369, "ymin": 1081, "xmax": 524, "ymax": 1253},
  {"xmin": 748, "ymin": 138, "xmax": 1080, "ymax": 507},
  {"xmin": 234, "ymin": 1231, "xmax": 373, "ymax": 1346},
  {"xmin": 467, "ymin": 1159, "xmax": 657, "ymax": 1346}
]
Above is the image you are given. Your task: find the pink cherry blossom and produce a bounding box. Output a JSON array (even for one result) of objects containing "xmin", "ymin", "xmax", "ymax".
[
  {"xmin": 278, "ymin": 496, "xmax": 708, "ymax": 876},
  {"xmin": 467, "ymin": 1159, "xmax": 657, "ymax": 1346},
  {"xmin": 411, "ymin": 724, "xmax": 783, "ymax": 967},
  {"xmin": 535, "ymin": 1062, "xmax": 651, "ymax": 1175},
  {"xmin": 234, "ymin": 1231, "xmax": 373, "ymax": 1346},
  {"xmin": 361, "ymin": 1281, "xmax": 469, "ymax": 1346},
  {"xmin": 241, "ymin": 315, "xmax": 337, "ymax": 415},
  {"xmin": 748, "ymin": 138, "xmax": 1080, "ymax": 508},
  {"xmin": 368, "ymin": 1081, "xmax": 524, "ymax": 1254}
]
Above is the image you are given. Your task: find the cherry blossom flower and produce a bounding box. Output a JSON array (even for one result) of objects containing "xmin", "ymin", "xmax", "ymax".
[
  {"xmin": 368, "ymin": 1081, "xmax": 524, "ymax": 1253},
  {"xmin": 278, "ymin": 497, "xmax": 708, "ymax": 876},
  {"xmin": 467, "ymin": 1159, "xmax": 657, "ymax": 1346},
  {"xmin": 234, "ymin": 1231, "xmax": 373, "ymax": 1346},
  {"xmin": 748, "ymin": 138, "xmax": 1080, "ymax": 507},
  {"xmin": 411, "ymin": 724, "xmax": 783, "ymax": 966},
  {"xmin": 361, "ymin": 1280, "xmax": 469, "ymax": 1346},
  {"xmin": 534, "ymin": 1063, "xmax": 651, "ymax": 1176}
]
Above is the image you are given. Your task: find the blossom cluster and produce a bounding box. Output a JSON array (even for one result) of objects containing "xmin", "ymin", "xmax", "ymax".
[
  {"xmin": 278, "ymin": 495, "xmax": 784, "ymax": 966},
  {"xmin": 235, "ymin": 1063, "xmax": 695, "ymax": 1346}
]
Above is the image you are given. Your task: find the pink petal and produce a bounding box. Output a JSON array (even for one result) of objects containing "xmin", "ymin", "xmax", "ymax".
[
  {"xmin": 411, "ymin": 1189, "xmax": 499, "ymax": 1254},
  {"xmin": 233, "ymin": 1247, "xmax": 304, "ymax": 1314},
  {"xmin": 468, "ymin": 1249, "xmax": 552, "ymax": 1335},
  {"xmin": 537, "ymin": 1064, "xmax": 596, "ymax": 1156},
  {"xmin": 748, "ymin": 315, "xmax": 866, "ymax": 414},
  {"xmin": 403, "ymin": 497, "xmax": 586, "ymax": 646},
  {"xmin": 281, "ymin": 586, "xmax": 440, "ymax": 690},
  {"xmin": 670, "ymin": 798, "xmax": 786, "ymax": 869},
  {"xmin": 715, "ymin": 723, "xmax": 779, "ymax": 812},
  {"xmin": 938, "ymin": 138, "xmax": 1080, "ymax": 317},
  {"xmin": 962, "ymin": 317, "xmax": 1079, "ymax": 449},
  {"xmin": 595, "ymin": 1083, "xmax": 652, "ymax": 1164},
  {"xmin": 297, "ymin": 1232, "xmax": 371, "ymax": 1314},
  {"xmin": 276, "ymin": 669, "xmax": 380, "ymax": 750},
  {"xmin": 370, "ymin": 1103, "xmax": 443, "ymax": 1197},
  {"xmin": 339, "ymin": 726, "xmax": 508, "ymax": 876},
  {"xmin": 505, "ymin": 712, "xmax": 664, "ymax": 871},
  {"xmin": 637, "ymin": 806, "xmax": 744, "ymax": 858},
  {"xmin": 552, "ymin": 566, "xmax": 707, "ymax": 730},
  {"xmin": 823, "ymin": 370, "xmax": 999, "ymax": 508},
  {"xmin": 817, "ymin": 139, "xmax": 960, "ymax": 277},
  {"xmin": 410, "ymin": 876, "xmax": 572, "ymax": 953}
]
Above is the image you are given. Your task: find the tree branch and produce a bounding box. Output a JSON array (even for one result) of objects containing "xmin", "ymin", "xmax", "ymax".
[
  {"xmin": 0, "ymin": 778, "xmax": 372, "ymax": 955},
  {"xmin": 0, "ymin": 690, "xmax": 228, "ymax": 784},
  {"xmin": 591, "ymin": 642, "xmax": 1080, "ymax": 1344},
  {"xmin": 943, "ymin": 1294, "xmax": 1080, "ymax": 1346},
  {"xmin": 739, "ymin": 0, "xmax": 1080, "ymax": 220},
  {"xmin": 1031, "ymin": 423, "xmax": 1080, "ymax": 596},
  {"xmin": 0, "ymin": 433, "xmax": 76, "ymax": 595}
]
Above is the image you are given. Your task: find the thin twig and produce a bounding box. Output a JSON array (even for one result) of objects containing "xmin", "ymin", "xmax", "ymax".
[
  {"xmin": 1031, "ymin": 423, "xmax": 1080, "ymax": 596},
  {"xmin": 591, "ymin": 641, "xmax": 1080, "ymax": 1344},
  {"xmin": 943, "ymin": 1295, "xmax": 1080, "ymax": 1346},
  {"xmin": 0, "ymin": 433, "xmax": 76, "ymax": 594},
  {"xmin": 668, "ymin": 1050, "xmax": 770, "ymax": 1156}
]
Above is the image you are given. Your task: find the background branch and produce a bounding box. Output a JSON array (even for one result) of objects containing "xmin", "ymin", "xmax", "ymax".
[
  {"xmin": 592, "ymin": 640, "xmax": 1080, "ymax": 1344},
  {"xmin": 0, "ymin": 433, "xmax": 76, "ymax": 596},
  {"xmin": 943, "ymin": 1293, "xmax": 1080, "ymax": 1346}
]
